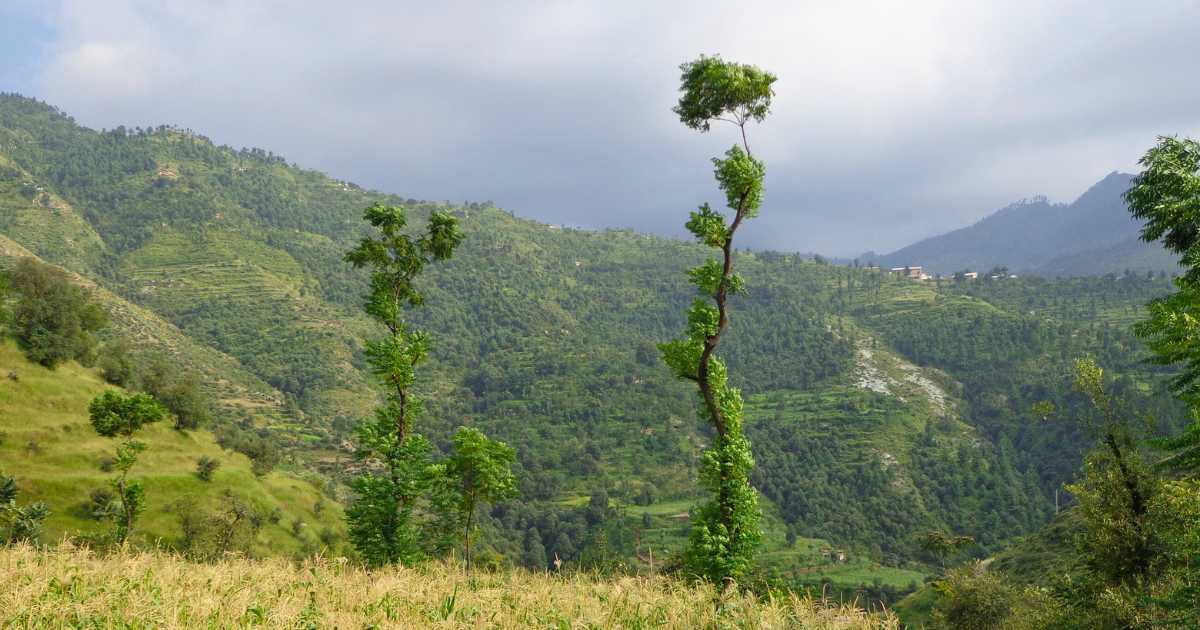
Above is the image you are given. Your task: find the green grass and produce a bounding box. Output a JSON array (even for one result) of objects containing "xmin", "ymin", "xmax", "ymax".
[{"xmin": 0, "ymin": 340, "xmax": 347, "ymax": 557}]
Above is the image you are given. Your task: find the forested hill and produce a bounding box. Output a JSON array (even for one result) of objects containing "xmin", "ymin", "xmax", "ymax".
[
  {"xmin": 870, "ymin": 172, "xmax": 1177, "ymax": 276},
  {"xmin": 0, "ymin": 93, "xmax": 1185, "ymax": 592}
]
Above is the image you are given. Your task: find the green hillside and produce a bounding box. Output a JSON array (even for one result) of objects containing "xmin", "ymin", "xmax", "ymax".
[
  {"xmin": 0, "ymin": 340, "xmax": 347, "ymax": 556},
  {"xmin": 0, "ymin": 94, "xmax": 1186, "ymax": 603}
]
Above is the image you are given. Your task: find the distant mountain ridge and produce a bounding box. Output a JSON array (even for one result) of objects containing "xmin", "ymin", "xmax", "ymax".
[{"xmin": 868, "ymin": 172, "xmax": 1177, "ymax": 276}]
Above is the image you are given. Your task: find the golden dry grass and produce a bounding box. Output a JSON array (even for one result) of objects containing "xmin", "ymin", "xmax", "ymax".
[{"xmin": 0, "ymin": 543, "xmax": 897, "ymax": 629}]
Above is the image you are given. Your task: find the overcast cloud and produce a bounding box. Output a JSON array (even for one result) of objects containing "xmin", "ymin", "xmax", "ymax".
[{"xmin": 5, "ymin": 0, "xmax": 1200, "ymax": 255}]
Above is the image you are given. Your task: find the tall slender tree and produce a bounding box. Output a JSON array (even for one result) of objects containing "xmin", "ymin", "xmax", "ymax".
[
  {"xmin": 659, "ymin": 55, "xmax": 776, "ymax": 584},
  {"xmin": 343, "ymin": 202, "xmax": 463, "ymax": 566}
]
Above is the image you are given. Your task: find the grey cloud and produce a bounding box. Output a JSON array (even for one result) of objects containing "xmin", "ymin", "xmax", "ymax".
[{"xmin": 21, "ymin": 0, "xmax": 1200, "ymax": 255}]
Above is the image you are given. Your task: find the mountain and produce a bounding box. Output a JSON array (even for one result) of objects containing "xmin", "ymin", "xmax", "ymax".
[
  {"xmin": 0, "ymin": 94, "xmax": 1185, "ymax": 596},
  {"xmin": 870, "ymin": 172, "xmax": 1177, "ymax": 276}
]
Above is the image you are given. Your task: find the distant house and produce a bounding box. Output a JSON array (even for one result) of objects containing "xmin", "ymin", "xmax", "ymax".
[
  {"xmin": 890, "ymin": 266, "xmax": 927, "ymax": 280},
  {"xmin": 963, "ymin": 271, "xmax": 978, "ymax": 280}
]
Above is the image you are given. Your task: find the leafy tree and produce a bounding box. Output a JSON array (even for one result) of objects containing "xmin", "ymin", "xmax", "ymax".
[
  {"xmin": 8, "ymin": 258, "xmax": 106, "ymax": 367},
  {"xmin": 343, "ymin": 202, "xmax": 464, "ymax": 566},
  {"xmin": 1125, "ymin": 136, "xmax": 1200, "ymax": 284},
  {"xmin": 434, "ymin": 426, "xmax": 518, "ymax": 572},
  {"xmin": 97, "ymin": 338, "xmax": 136, "ymax": 387},
  {"xmin": 1065, "ymin": 358, "xmax": 1158, "ymax": 584},
  {"xmin": 0, "ymin": 472, "xmax": 50, "ymax": 545},
  {"xmin": 918, "ymin": 531, "xmax": 976, "ymax": 571},
  {"xmin": 88, "ymin": 390, "xmax": 167, "ymax": 544},
  {"xmin": 1125, "ymin": 136, "xmax": 1200, "ymax": 474},
  {"xmin": 1035, "ymin": 358, "xmax": 1194, "ymax": 627},
  {"xmin": 133, "ymin": 353, "xmax": 213, "ymax": 430},
  {"xmin": 659, "ymin": 55, "xmax": 775, "ymax": 584}
]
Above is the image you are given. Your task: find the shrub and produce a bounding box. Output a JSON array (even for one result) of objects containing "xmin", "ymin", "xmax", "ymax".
[
  {"xmin": 97, "ymin": 339, "xmax": 135, "ymax": 386},
  {"xmin": 195, "ymin": 456, "xmax": 220, "ymax": 482},
  {"xmin": 88, "ymin": 488, "xmax": 114, "ymax": 519}
]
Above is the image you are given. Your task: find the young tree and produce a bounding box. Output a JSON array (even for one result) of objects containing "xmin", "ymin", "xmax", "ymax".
[
  {"xmin": 343, "ymin": 202, "xmax": 464, "ymax": 566},
  {"xmin": 1066, "ymin": 358, "xmax": 1158, "ymax": 585},
  {"xmin": 659, "ymin": 55, "xmax": 775, "ymax": 584},
  {"xmin": 88, "ymin": 390, "xmax": 167, "ymax": 544},
  {"xmin": 434, "ymin": 426, "xmax": 518, "ymax": 572}
]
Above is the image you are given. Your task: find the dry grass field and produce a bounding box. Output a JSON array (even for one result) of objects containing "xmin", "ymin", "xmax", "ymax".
[{"xmin": 0, "ymin": 543, "xmax": 898, "ymax": 629}]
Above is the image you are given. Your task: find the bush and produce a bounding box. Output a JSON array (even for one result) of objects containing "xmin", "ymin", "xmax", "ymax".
[
  {"xmin": 173, "ymin": 493, "xmax": 267, "ymax": 561},
  {"xmin": 933, "ymin": 564, "xmax": 1063, "ymax": 629},
  {"xmin": 97, "ymin": 339, "xmax": 135, "ymax": 386},
  {"xmin": 195, "ymin": 456, "xmax": 220, "ymax": 482},
  {"xmin": 87, "ymin": 488, "xmax": 114, "ymax": 519},
  {"xmin": 214, "ymin": 425, "xmax": 281, "ymax": 476}
]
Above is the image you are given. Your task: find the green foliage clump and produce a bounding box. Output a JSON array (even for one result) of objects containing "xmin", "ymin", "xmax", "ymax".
[
  {"xmin": 1125, "ymin": 136, "xmax": 1200, "ymax": 282},
  {"xmin": 88, "ymin": 390, "xmax": 168, "ymax": 437},
  {"xmin": 195, "ymin": 456, "xmax": 220, "ymax": 482},
  {"xmin": 7, "ymin": 258, "xmax": 106, "ymax": 368},
  {"xmin": 660, "ymin": 55, "xmax": 776, "ymax": 585},
  {"xmin": 932, "ymin": 564, "xmax": 1061, "ymax": 630},
  {"xmin": 673, "ymin": 55, "xmax": 776, "ymax": 132}
]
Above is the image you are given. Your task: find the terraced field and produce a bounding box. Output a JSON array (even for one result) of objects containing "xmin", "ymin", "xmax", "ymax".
[{"xmin": 0, "ymin": 235, "xmax": 285, "ymax": 419}]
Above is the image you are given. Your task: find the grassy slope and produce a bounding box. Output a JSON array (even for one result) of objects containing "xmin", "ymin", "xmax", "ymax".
[
  {"xmin": 0, "ymin": 340, "xmax": 345, "ymax": 557},
  {"xmin": 0, "ymin": 544, "xmax": 897, "ymax": 629},
  {"xmin": 0, "ymin": 234, "xmax": 289, "ymax": 425}
]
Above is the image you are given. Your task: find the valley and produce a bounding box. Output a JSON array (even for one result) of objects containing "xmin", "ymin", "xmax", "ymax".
[{"xmin": 1, "ymin": 92, "xmax": 1196, "ymax": 627}]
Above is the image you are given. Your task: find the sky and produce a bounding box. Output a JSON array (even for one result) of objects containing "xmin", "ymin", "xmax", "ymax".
[{"xmin": 3, "ymin": 1, "xmax": 1199, "ymax": 256}]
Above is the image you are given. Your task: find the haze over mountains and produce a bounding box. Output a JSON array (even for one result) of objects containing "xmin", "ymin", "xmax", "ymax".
[{"xmin": 865, "ymin": 171, "xmax": 1176, "ymax": 277}]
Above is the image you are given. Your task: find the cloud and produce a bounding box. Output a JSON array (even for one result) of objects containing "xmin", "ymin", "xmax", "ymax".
[{"xmin": 20, "ymin": 0, "xmax": 1200, "ymax": 255}]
